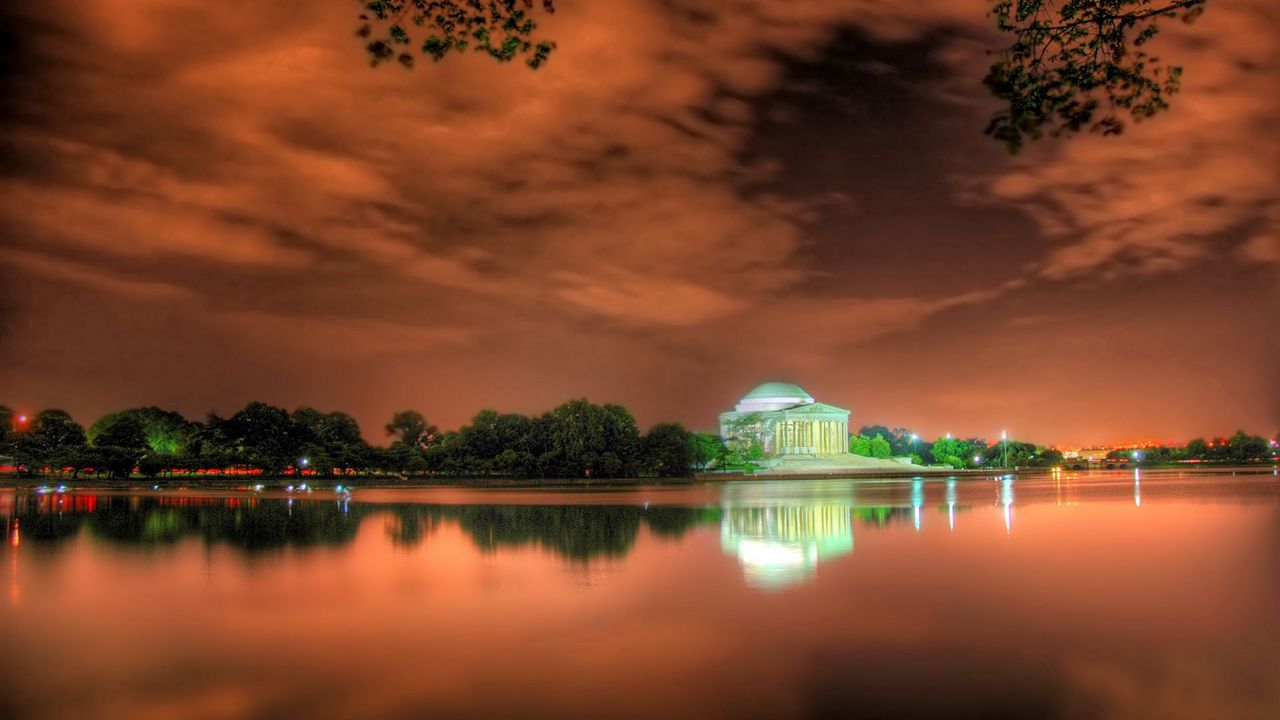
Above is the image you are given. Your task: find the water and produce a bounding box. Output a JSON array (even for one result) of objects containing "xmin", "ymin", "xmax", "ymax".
[{"xmin": 2, "ymin": 470, "xmax": 1277, "ymax": 719}]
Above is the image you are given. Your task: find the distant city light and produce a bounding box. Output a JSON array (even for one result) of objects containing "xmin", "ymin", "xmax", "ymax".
[
  {"xmin": 300, "ymin": 458, "xmax": 309, "ymax": 467},
  {"xmin": 973, "ymin": 455, "xmax": 982, "ymax": 463}
]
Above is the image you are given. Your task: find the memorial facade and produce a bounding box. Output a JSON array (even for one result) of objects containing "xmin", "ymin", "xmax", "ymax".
[{"xmin": 719, "ymin": 382, "xmax": 850, "ymax": 456}]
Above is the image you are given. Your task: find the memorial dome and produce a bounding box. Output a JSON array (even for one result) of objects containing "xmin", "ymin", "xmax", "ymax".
[{"xmin": 735, "ymin": 382, "xmax": 814, "ymax": 412}]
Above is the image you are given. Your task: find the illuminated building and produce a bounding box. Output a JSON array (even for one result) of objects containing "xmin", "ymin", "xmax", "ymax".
[{"xmin": 719, "ymin": 382, "xmax": 851, "ymax": 456}]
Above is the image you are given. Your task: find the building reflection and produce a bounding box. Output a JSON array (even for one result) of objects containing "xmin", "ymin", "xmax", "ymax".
[
  {"xmin": 1001, "ymin": 476, "xmax": 1015, "ymax": 534},
  {"xmin": 719, "ymin": 502, "xmax": 855, "ymax": 590}
]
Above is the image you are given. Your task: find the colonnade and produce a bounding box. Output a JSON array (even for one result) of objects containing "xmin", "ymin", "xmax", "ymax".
[{"xmin": 772, "ymin": 418, "xmax": 848, "ymax": 455}]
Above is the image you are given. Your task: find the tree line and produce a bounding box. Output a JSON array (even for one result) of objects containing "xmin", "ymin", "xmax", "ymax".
[
  {"xmin": 849, "ymin": 424, "xmax": 1276, "ymax": 469},
  {"xmin": 0, "ymin": 401, "xmax": 717, "ymax": 480},
  {"xmin": 2, "ymin": 403, "xmax": 1272, "ymax": 480}
]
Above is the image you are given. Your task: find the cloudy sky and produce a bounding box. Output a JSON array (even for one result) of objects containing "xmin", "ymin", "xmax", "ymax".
[{"xmin": 1, "ymin": 0, "xmax": 1276, "ymax": 445}]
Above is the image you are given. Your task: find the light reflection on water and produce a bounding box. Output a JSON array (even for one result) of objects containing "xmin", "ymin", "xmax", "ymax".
[{"xmin": 0, "ymin": 470, "xmax": 1278, "ymax": 720}]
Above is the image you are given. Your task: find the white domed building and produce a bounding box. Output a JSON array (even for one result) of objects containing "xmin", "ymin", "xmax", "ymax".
[{"xmin": 720, "ymin": 382, "xmax": 851, "ymax": 456}]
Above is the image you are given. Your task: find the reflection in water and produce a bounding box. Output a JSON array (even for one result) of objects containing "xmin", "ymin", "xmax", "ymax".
[
  {"xmin": 0, "ymin": 494, "xmax": 723, "ymax": 563},
  {"xmin": 719, "ymin": 502, "xmax": 855, "ymax": 589},
  {"xmin": 1001, "ymin": 475, "xmax": 1015, "ymax": 534},
  {"xmin": 1, "ymin": 474, "xmax": 1278, "ymax": 720},
  {"xmin": 946, "ymin": 478, "xmax": 957, "ymax": 531},
  {"xmin": 911, "ymin": 478, "xmax": 924, "ymax": 531}
]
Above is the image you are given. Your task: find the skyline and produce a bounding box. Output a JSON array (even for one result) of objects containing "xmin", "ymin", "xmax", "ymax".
[{"xmin": 2, "ymin": 1, "xmax": 1277, "ymax": 446}]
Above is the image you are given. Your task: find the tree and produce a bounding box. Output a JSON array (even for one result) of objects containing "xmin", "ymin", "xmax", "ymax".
[
  {"xmin": 358, "ymin": 0, "xmax": 556, "ymax": 69},
  {"xmin": 224, "ymin": 402, "xmax": 296, "ymax": 473},
  {"xmin": 357, "ymin": 1, "xmax": 1209, "ymax": 152},
  {"xmin": 293, "ymin": 408, "xmax": 371, "ymax": 472},
  {"xmin": 1039, "ymin": 448, "xmax": 1065, "ymax": 465},
  {"xmin": 640, "ymin": 423, "xmax": 695, "ymax": 478},
  {"xmin": 858, "ymin": 425, "xmax": 915, "ymax": 455},
  {"xmin": 985, "ymin": 0, "xmax": 1208, "ymax": 152},
  {"xmin": 20, "ymin": 410, "xmax": 87, "ymax": 476},
  {"xmin": 91, "ymin": 415, "xmax": 148, "ymax": 453},
  {"xmin": 868, "ymin": 434, "xmax": 893, "ymax": 459},
  {"xmin": 930, "ymin": 437, "xmax": 976, "ymax": 469},
  {"xmin": 544, "ymin": 399, "xmax": 641, "ymax": 478},
  {"xmin": 690, "ymin": 433, "xmax": 722, "ymax": 470},
  {"xmin": 0, "ymin": 405, "xmax": 16, "ymax": 463},
  {"xmin": 849, "ymin": 434, "xmax": 872, "ymax": 457},
  {"xmin": 722, "ymin": 413, "xmax": 765, "ymax": 468},
  {"xmin": 385, "ymin": 410, "xmax": 438, "ymax": 448},
  {"xmin": 1226, "ymin": 430, "xmax": 1269, "ymax": 463}
]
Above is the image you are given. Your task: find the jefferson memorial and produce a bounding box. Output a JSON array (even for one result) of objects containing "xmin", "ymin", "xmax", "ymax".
[{"xmin": 719, "ymin": 382, "xmax": 851, "ymax": 456}]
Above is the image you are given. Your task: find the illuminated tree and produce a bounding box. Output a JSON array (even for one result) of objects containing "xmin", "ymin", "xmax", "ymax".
[
  {"xmin": 868, "ymin": 434, "xmax": 893, "ymax": 459},
  {"xmin": 930, "ymin": 436, "xmax": 976, "ymax": 469},
  {"xmin": 690, "ymin": 433, "xmax": 723, "ymax": 471},
  {"xmin": 722, "ymin": 413, "xmax": 765, "ymax": 468}
]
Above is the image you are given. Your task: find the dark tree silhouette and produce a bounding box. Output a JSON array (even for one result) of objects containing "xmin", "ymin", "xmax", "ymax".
[
  {"xmin": 355, "ymin": 1, "xmax": 1212, "ymax": 152},
  {"xmin": 357, "ymin": 0, "xmax": 556, "ymax": 69},
  {"xmin": 984, "ymin": 0, "xmax": 1208, "ymax": 151}
]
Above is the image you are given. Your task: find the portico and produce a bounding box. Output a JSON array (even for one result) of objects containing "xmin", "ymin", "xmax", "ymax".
[{"xmin": 720, "ymin": 382, "xmax": 851, "ymax": 456}]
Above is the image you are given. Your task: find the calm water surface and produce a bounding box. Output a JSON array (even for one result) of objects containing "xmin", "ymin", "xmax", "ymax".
[{"xmin": 2, "ymin": 470, "xmax": 1278, "ymax": 720}]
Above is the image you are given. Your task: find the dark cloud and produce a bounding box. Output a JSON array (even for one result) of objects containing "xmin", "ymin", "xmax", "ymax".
[{"xmin": 0, "ymin": 0, "xmax": 1274, "ymax": 443}]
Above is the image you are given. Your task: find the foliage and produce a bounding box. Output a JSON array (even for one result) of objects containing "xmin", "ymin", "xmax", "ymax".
[
  {"xmin": 868, "ymin": 434, "xmax": 893, "ymax": 459},
  {"xmin": 930, "ymin": 436, "xmax": 977, "ymax": 469},
  {"xmin": 358, "ymin": 0, "xmax": 556, "ymax": 69},
  {"xmin": 690, "ymin": 433, "xmax": 723, "ymax": 471},
  {"xmin": 722, "ymin": 413, "xmax": 766, "ymax": 468},
  {"xmin": 1179, "ymin": 431, "xmax": 1273, "ymax": 463},
  {"xmin": 2, "ymin": 399, "xmax": 709, "ymax": 480},
  {"xmin": 848, "ymin": 433, "xmax": 892, "ymax": 458},
  {"xmin": 641, "ymin": 423, "xmax": 696, "ymax": 478},
  {"xmin": 0, "ymin": 405, "xmax": 18, "ymax": 461},
  {"xmin": 985, "ymin": 0, "xmax": 1208, "ymax": 152},
  {"xmin": 89, "ymin": 407, "xmax": 195, "ymax": 455},
  {"xmin": 857, "ymin": 425, "xmax": 918, "ymax": 456},
  {"xmin": 17, "ymin": 410, "xmax": 87, "ymax": 475},
  {"xmin": 385, "ymin": 410, "xmax": 438, "ymax": 448}
]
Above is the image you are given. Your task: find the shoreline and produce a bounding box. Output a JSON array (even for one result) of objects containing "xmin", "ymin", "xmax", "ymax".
[{"xmin": 1, "ymin": 464, "xmax": 1274, "ymax": 492}]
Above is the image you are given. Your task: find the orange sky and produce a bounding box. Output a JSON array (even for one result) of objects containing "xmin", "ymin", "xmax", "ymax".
[{"xmin": 0, "ymin": 0, "xmax": 1276, "ymax": 445}]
